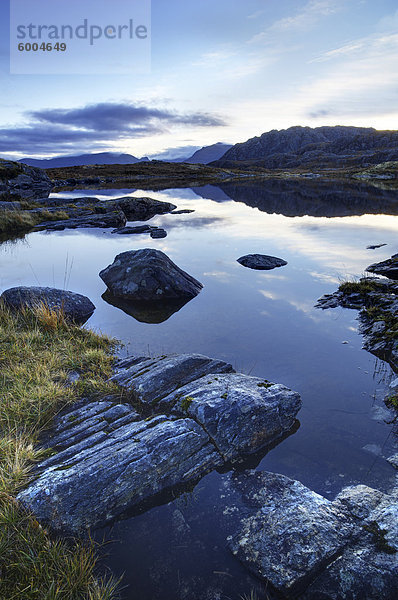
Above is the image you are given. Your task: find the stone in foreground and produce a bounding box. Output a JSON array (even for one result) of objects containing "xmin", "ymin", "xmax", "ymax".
[
  {"xmin": 17, "ymin": 352, "xmax": 301, "ymax": 534},
  {"xmin": 366, "ymin": 253, "xmax": 398, "ymax": 280},
  {"xmin": 99, "ymin": 249, "xmax": 203, "ymax": 301},
  {"xmin": 225, "ymin": 473, "xmax": 398, "ymax": 599},
  {"xmin": 1, "ymin": 286, "xmax": 95, "ymax": 323},
  {"xmin": 237, "ymin": 254, "xmax": 287, "ymax": 270},
  {"xmin": 227, "ymin": 471, "xmax": 358, "ymax": 595},
  {"xmin": 113, "ymin": 196, "xmax": 176, "ymax": 221}
]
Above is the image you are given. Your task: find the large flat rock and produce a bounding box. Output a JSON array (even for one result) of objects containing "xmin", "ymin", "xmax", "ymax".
[
  {"xmin": 227, "ymin": 471, "xmax": 359, "ymax": 595},
  {"xmin": 17, "ymin": 352, "xmax": 302, "ymax": 535},
  {"xmin": 366, "ymin": 254, "xmax": 398, "ymax": 280},
  {"xmin": 111, "ymin": 353, "xmax": 234, "ymax": 406},
  {"xmin": 168, "ymin": 373, "xmax": 301, "ymax": 460}
]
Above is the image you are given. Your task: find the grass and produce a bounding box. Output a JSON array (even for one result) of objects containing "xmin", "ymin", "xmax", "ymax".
[
  {"xmin": 338, "ymin": 278, "xmax": 384, "ymax": 296},
  {"xmin": 0, "ymin": 209, "xmax": 70, "ymax": 235},
  {"xmin": 0, "ymin": 300, "xmax": 121, "ymax": 599}
]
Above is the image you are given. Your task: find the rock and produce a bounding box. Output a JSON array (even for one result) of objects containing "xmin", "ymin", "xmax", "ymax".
[
  {"xmin": 111, "ymin": 225, "xmax": 156, "ymax": 234},
  {"xmin": 1, "ymin": 286, "xmax": 95, "ymax": 323},
  {"xmin": 17, "ymin": 408, "xmax": 222, "ymax": 533},
  {"xmin": 102, "ymin": 291, "xmax": 192, "ymax": 323},
  {"xmin": 170, "ymin": 209, "xmax": 195, "ymax": 214},
  {"xmin": 0, "ymin": 201, "xmax": 21, "ymax": 210},
  {"xmin": 366, "ymin": 254, "xmax": 398, "ymax": 280},
  {"xmin": 168, "ymin": 374, "xmax": 301, "ymax": 460},
  {"xmin": 367, "ymin": 243, "xmax": 387, "ymax": 250},
  {"xmin": 111, "ymin": 353, "xmax": 234, "ymax": 407},
  {"xmin": 387, "ymin": 454, "xmax": 398, "ymax": 469},
  {"xmin": 99, "ymin": 249, "xmax": 203, "ymax": 301},
  {"xmin": 150, "ymin": 228, "xmax": 167, "ymax": 239},
  {"xmin": 237, "ymin": 254, "xmax": 287, "ymax": 270},
  {"xmin": 224, "ymin": 472, "xmax": 398, "ymax": 599},
  {"xmin": 335, "ymin": 485, "xmax": 386, "ymax": 519},
  {"xmin": 113, "ymin": 196, "xmax": 176, "ymax": 221},
  {"xmin": 226, "ymin": 471, "xmax": 359, "ymax": 595},
  {"xmin": 0, "ymin": 159, "xmax": 52, "ymax": 199},
  {"xmin": 17, "ymin": 354, "xmax": 302, "ymax": 535},
  {"xmin": 34, "ymin": 210, "xmax": 126, "ymax": 231},
  {"xmin": 316, "ymin": 276, "xmax": 398, "ymax": 372}
]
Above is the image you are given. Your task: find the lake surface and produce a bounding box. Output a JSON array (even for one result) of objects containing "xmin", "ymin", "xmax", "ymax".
[{"xmin": 1, "ymin": 181, "xmax": 397, "ymax": 599}]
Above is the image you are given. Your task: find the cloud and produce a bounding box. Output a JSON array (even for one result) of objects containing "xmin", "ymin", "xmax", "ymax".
[
  {"xmin": 249, "ymin": 0, "xmax": 342, "ymax": 44},
  {"xmin": 0, "ymin": 102, "xmax": 226, "ymax": 155},
  {"xmin": 150, "ymin": 145, "xmax": 201, "ymax": 161}
]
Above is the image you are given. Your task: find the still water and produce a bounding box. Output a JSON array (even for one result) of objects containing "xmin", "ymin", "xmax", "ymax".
[{"xmin": 1, "ymin": 181, "xmax": 397, "ymax": 599}]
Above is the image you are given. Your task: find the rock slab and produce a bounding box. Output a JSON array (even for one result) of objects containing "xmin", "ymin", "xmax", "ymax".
[
  {"xmin": 17, "ymin": 352, "xmax": 301, "ymax": 533},
  {"xmin": 366, "ymin": 254, "xmax": 398, "ymax": 280}
]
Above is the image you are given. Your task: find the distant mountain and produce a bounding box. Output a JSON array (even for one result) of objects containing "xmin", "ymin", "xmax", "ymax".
[
  {"xmin": 213, "ymin": 126, "xmax": 398, "ymax": 169},
  {"xmin": 18, "ymin": 152, "xmax": 147, "ymax": 169},
  {"xmin": 182, "ymin": 142, "xmax": 233, "ymax": 164}
]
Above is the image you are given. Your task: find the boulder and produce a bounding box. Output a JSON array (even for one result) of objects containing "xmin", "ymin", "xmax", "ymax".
[
  {"xmin": 113, "ymin": 196, "xmax": 176, "ymax": 221},
  {"xmin": 366, "ymin": 254, "xmax": 398, "ymax": 280},
  {"xmin": 237, "ymin": 254, "xmax": 287, "ymax": 270},
  {"xmin": 150, "ymin": 228, "xmax": 167, "ymax": 239},
  {"xmin": 1, "ymin": 286, "xmax": 95, "ymax": 323},
  {"xmin": 99, "ymin": 249, "xmax": 203, "ymax": 301}
]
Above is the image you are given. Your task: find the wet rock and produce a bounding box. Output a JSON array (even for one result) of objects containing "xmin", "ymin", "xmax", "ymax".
[
  {"xmin": 99, "ymin": 249, "xmax": 203, "ymax": 301},
  {"xmin": 113, "ymin": 196, "xmax": 176, "ymax": 221},
  {"xmin": 226, "ymin": 471, "xmax": 359, "ymax": 596},
  {"xmin": 366, "ymin": 254, "xmax": 398, "ymax": 280},
  {"xmin": 169, "ymin": 374, "xmax": 301, "ymax": 460},
  {"xmin": 111, "ymin": 353, "xmax": 234, "ymax": 407},
  {"xmin": 388, "ymin": 455, "xmax": 398, "ymax": 469},
  {"xmin": 367, "ymin": 243, "xmax": 387, "ymax": 250},
  {"xmin": 237, "ymin": 254, "xmax": 287, "ymax": 270},
  {"xmin": 335, "ymin": 485, "xmax": 387, "ymax": 519},
  {"xmin": 1, "ymin": 286, "xmax": 95, "ymax": 323},
  {"xmin": 170, "ymin": 209, "xmax": 195, "ymax": 214}
]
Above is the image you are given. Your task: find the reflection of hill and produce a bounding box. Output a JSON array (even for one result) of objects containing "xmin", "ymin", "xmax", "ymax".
[
  {"xmin": 102, "ymin": 291, "xmax": 193, "ymax": 324},
  {"xmin": 210, "ymin": 179, "xmax": 398, "ymax": 217},
  {"xmin": 191, "ymin": 185, "xmax": 233, "ymax": 202}
]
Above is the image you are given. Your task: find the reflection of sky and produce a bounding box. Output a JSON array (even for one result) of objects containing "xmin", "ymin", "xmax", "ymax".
[{"xmin": 2, "ymin": 187, "xmax": 397, "ymax": 597}]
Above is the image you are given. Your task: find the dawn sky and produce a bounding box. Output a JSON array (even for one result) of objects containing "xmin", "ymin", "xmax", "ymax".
[{"xmin": 1, "ymin": 0, "xmax": 397, "ymax": 159}]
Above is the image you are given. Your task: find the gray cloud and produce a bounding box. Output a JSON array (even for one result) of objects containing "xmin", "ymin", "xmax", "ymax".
[{"xmin": 0, "ymin": 102, "xmax": 226, "ymax": 155}]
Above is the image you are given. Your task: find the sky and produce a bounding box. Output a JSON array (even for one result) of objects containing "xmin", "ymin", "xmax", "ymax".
[{"xmin": 1, "ymin": 0, "xmax": 398, "ymax": 160}]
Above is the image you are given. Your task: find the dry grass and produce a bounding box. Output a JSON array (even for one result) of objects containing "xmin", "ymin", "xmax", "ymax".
[{"xmin": 0, "ymin": 301, "xmax": 121, "ymax": 599}]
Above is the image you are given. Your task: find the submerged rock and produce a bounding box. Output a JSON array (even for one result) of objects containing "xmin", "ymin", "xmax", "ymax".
[
  {"xmin": 237, "ymin": 254, "xmax": 287, "ymax": 270},
  {"xmin": 17, "ymin": 352, "xmax": 301, "ymax": 534},
  {"xmin": 1, "ymin": 286, "xmax": 95, "ymax": 323},
  {"xmin": 366, "ymin": 254, "xmax": 398, "ymax": 280},
  {"xmin": 99, "ymin": 249, "xmax": 203, "ymax": 301}
]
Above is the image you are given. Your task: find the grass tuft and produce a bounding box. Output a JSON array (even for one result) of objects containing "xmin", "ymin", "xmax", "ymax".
[{"xmin": 0, "ymin": 300, "xmax": 121, "ymax": 599}]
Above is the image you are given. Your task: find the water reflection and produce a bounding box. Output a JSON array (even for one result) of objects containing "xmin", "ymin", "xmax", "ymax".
[{"xmin": 102, "ymin": 290, "xmax": 193, "ymax": 324}]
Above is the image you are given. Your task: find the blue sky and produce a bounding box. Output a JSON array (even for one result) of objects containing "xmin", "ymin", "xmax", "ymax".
[{"xmin": 1, "ymin": 0, "xmax": 398, "ymax": 159}]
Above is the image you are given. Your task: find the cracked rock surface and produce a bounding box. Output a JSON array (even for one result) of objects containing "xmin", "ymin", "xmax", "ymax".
[{"xmin": 17, "ymin": 353, "xmax": 301, "ymax": 534}]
